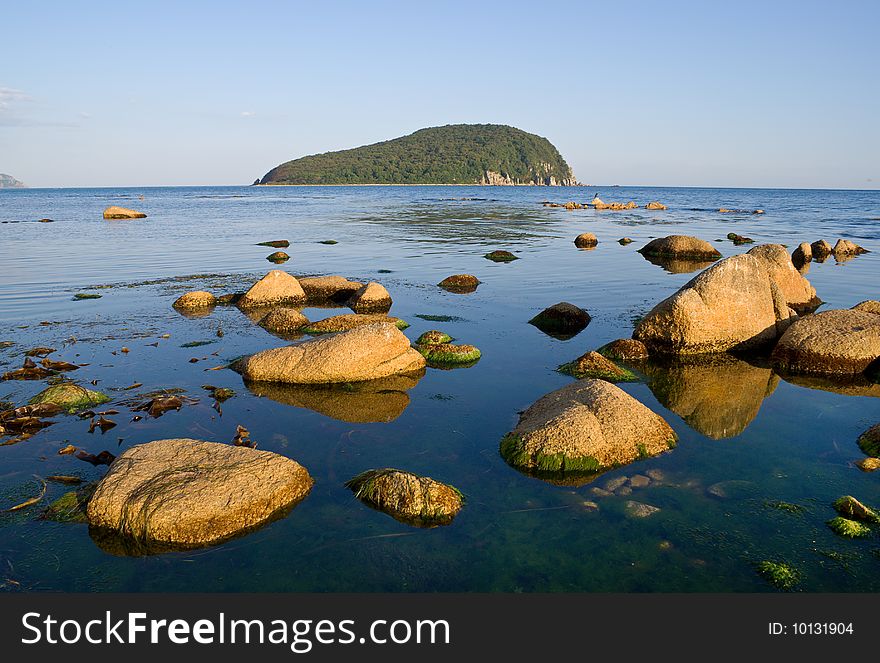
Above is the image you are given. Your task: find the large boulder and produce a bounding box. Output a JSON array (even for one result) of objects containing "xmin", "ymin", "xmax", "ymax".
[
  {"xmin": 347, "ymin": 282, "xmax": 392, "ymax": 313},
  {"xmin": 634, "ymin": 254, "xmax": 791, "ymax": 354},
  {"xmin": 345, "ymin": 469, "xmax": 464, "ymax": 527},
  {"xmin": 771, "ymin": 303, "xmax": 880, "ymax": 376},
  {"xmin": 500, "ymin": 379, "xmax": 676, "ymax": 478},
  {"xmin": 298, "ymin": 276, "xmax": 364, "ymax": 303},
  {"xmin": 638, "ymin": 235, "xmax": 721, "ymax": 261},
  {"xmin": 232, "ymin": 322, "xmax": 425, "ymax": 384},
  {"xmin": 86, "ymin": 438, "xmax": 313, "ymax": 549},
  {"xmin": 238, "ymin": 270, "xmax": 306, "ymax": 309},
  {"xmin": 746, "ymin": 244, "xmax": 821, "ymax": 313},
  {"xmin": 103, "ymin": 206, "xmax": 146, "ymax": 220}
]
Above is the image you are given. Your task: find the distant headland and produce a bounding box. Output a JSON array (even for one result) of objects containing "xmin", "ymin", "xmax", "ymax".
[
  {"xmin": 255, "ymin": 124, "xmax": 578, "ymax": 186},
  {"xmin": 0, "ymin": 173, "xmax": 26, "ymax": 189}
]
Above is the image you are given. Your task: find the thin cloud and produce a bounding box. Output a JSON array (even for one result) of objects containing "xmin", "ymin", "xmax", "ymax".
[
  {"xmin": 0, "ymin": 87, "xmax": 32, "ymax": 112},
  {"xmin": 240, "ymin": 111, "xmax": 256, "ymax": 117}
]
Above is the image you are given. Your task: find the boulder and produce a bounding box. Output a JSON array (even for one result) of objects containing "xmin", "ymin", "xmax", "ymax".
[
  {"xmin": 238, "ymin": 270, "xmax": 306, "ymax": 309},
  {"xmin": 301, "ymin": 313, "xmax": 408, "ymax": 334},
  {"xmin": 832, "ymin": 495, "xmax": 879, "ymax": 523},
  {"xmin": 232, "ymin": 322, "xmax": 425, "ymax": 384},
  {"xmin": 598, "ymin": 338, "xmax": 650, "ymax": 361},
  {"xmin": 103, "ymin": 206, "xmax": 146, "ymax": 220},
  {"xmin": 347, "ymin": 282, "xmax": 392, "ymax": 313},
  {"xmin": 638, "ymin": 235, "xmax": 722, "ymax": 261},
  {"xmin": 574, "ymin": 232, "xmax": 598, "ymax": 248},
  {"xmin": 266, "ymin": 251, "xmax": 290, "ymax": 263},
  {"xmin": 500, "ymin": 379, "xmax": 676, "ymax": 478},
  {"xmin": 557, "ymin": 351, "xmax": 636, "ymax": 382},
  {"xmin": 484, "ymin": 250, "xmax": 519, "ymax": 262},
  {"xmin": 791, "ymin": 242, "xmax": 812, "ymax": 268},
  {"xmin": 86, "ymin": 438, "xmax": 312, "ymax": 549},
  {"xmin": 437, "ymin": 274, "xmax": 480, "ymax": 293},
  {"xmin": 618, "ymin": 238, "xmax": 633, "ymax": 245},
  {"xmin": 634, "ymin": 254, "xmax": 788, "ymax": 354},
  {"xmin": 856, "ymin": 457, "xmax": 880, "ymax": 472},
  {"xmin": 771, "ymin": 304, "xmax": 880, "ymax": 375},
  {"xmin": 833, "ymin": 238, "xmax": 869, "ymax": 257},
  {"xmin": 298, "ymin": 276, "xmax": 364, "ymax": 303},
  {"xmin": 746, "ymin": 244, "xmax": 821, "ymax": 314},
  {"xmin": 258, "ymin": 307, "xmax": 309, "ymax": 334},
  {"xmin": 811, "ymin": 239, "xmax": 833, "ymax": 261},
  {"xmin": 529, "ymin": 302, "xmax": 591, "ymax": 337},
  {"xmin": 345, "ymin": 469, "xmax": 463, "ymax": 527},
  {"xmin": 172, "ymin": 291, "xmax": 217, "ymax": 310},
  {"xmin": 858, "ymin": 423, "xmax": 880, "ymax": 457},
  {"xmin": 645, "ymin": 201, "xmax": 668, "ymax": 210}
]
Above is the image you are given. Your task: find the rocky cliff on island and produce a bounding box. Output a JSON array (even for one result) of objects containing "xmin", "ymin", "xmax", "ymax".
[
  {"xmin": 257, "ymin": 124, "xmax": 577, "ymax": 186},
  {"xmin": 0, "ymin": 173, "xmax": 26, "ymax": 188}
]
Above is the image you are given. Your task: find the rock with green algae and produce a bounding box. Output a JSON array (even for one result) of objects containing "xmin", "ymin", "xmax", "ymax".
[
  {"xmin": 266, "ymin": 251, "xmax": 290, "ymax": 264},
  {"xmin": 415, "ymin": 330, "xmax": 453, "ymax": 345},
  {"xmin": 73, "ymin": 293, "xmax": 102, "ymax": 300},
  {"xmin": 302, "ymin": 313, "xmax": 408, "ymax": 335},
  {"xmin": 256, "ymin": 240, "xmax": 289, "ymax": 248},
  {"xmin": 484, "ymin": 250, "xmax": 519, "ymax": 262},
  {"xmin": 29, "ymin": 383, "xmax": 110, "ymax": 413},
  {"xmin": 756, "ymin": 561, "xmax": 801, "ymax": 590},
  {"xmin": 417, "ymin": 343, "xmax": 481, "ymax": 367},
  {"xmin": 345, "ymin": 468, "xmax": 464, "ymax": 527},
  {"xmin": 41, "ymin": 484, "xmax": 96, "ymax": 523},
  {"xmin": 528, "ymin": 302, "xmax": 591, "ymax": 336},
  {"xmin": 858, "ymin": 423, "xmax": 880, "ymax": 457},
  {"xmin": 827, "ymin": 516, "xmax": 872, "ymax": 539},
  {"xmin": 558, "ymin": 351, "xmax": 637, "ymax": 382},
  {"xmin": 598, "ymin": 338, "xmax": 649, "ymax": 361},
  {"xmin": 437, "ymin": 274, "xmax": 480, "ymax": 292},
  {"xmin": 832, "ymin": 496, "xmax": 879, "ymax": 523}
]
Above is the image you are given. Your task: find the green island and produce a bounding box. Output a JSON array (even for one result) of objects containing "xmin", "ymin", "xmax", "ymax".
[{"xmin": 256, "ymin": 124, "xmax": 577, "ymax": 186}]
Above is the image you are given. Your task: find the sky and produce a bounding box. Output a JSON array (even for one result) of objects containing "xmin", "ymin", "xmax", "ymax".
[{"xmin": 1, "ymin": 0, "xmax": 878, "ymax": 189}]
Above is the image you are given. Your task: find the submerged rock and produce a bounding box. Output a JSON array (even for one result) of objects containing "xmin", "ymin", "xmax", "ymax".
[
  {"xmin": 624, "ymin": 500, "xmax": 660, "ymax": 518},
  {"xmin": 557, "ymin": 351, "xmax": 637, "ymax": 382},
  {"xmin": 417, "ymin": 343, "xmax": 481, "ymax": 367},
  {"xmin": 746, "ymin": 244, "xmax": 821, "ymax": 314},
  {"xmin": 771, "ymin": 304, "xmax": 880, "ymax": 376},
  {"xmin": 345, "ymin": 468, "xmax": 464, "ymax": 527},
  {"xmin": 233, "ymin": 322, "xmax": 425, "ymax": 384},
  {"xmin": 500, "ymin": 379, "xmax": 676, "ymax": 479},
  {"xmin": 826, "ymin": 516, "xmax": 871, "ymax": 539},
  {"xmin": 438, "ymin": 274, "xmax": 480, "ymax": 293},
  {"xmin": 856, "ymin": 457, "xmax": 880, "ymax": 472},
  {"xmin": 484, "ymin": 250, "xmax": 519, "ymax": 262},
  {"xmin": 244, "ymin": 374, "xmax": 423, "ymax": 423},
  {"xmin": 618, "ymin": 237, "xmax": 633, "ymax": 245},
  {"xmin": 598, "ymin": 338, "xmax": 650, "ymax": 361},
  {"xmin": 29, "ymin": 383, "xmax": 110, "ymax": 413},
  {"xmin": 756, "ymin": 561, "xmax": 800, "ymax": 591},
  {"xmin": 347, "ymin": 282, "xmax": 392, "ymax": 313},
  {"xmin": 103, "ymin": 206, "xmax": 146, "ymax": 220},
  {"xmin": 258, "ymin": 307, "xmax": 309, "ymax": 334},
  {"xmin": 298, "ymin": 275, "xmax": 363, "ymax": 303},
  {"xmin": 87, "ymin": 438, "xmax": 313, "ymax": 550},
  {"xmin": 302, "ymin": 313, "xmax": 408, "ymax": 334},
  {"xmin": 238, "ymin": 270, "xmax": 306, "ymax": 309},
  {"xmin": 638, "ymin": 235, "xmax": 722, "ymax": 261},
  {"xmin": 172, "ymin": 291, "xmax": 217, "ymax": 310},
  {"xmin": 41, "ymin": 484, "xmax": 96, "ymax": 523},
  {"xmin": 574, "ymin": 232, "xmax": 598, "ymax": 248},
  {"xmin": 529, "ymin": 302, "xmax": 591, "ymax": 338},
  {"xmin": 642, "ymin": 355, "xmax": 779, "ymax": 439},
  {"xmin": 634, "ymin": 254, "xmax": 789, "ymax": 354}
]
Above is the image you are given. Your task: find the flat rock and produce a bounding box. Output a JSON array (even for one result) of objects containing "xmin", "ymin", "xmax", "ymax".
[
  {"xmin": 638, "ymin": 235, "xmax": 721, "ymax": 261},
  {"xmin": 302, "ymin": 313, "xmax": 407, "ymax": 334},
  {"xmin": 86, "ymin": 438, "xmax": 313, "ymax": 549},
  {"xmin": 233, "ymin": 322, "xmax": 425, "ymax": 384},
  {"xmin": 103, "ymin": 206, "xmax": 146, "ymax": 220}
]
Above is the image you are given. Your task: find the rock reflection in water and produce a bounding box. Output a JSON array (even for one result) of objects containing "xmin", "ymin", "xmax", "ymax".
[
  {"xmin": 642, "ymin": 354, "xmax": 779, "ymax": 439},
  {"xmin": 777, "ymin": 372, "xmax": 880, "ymax": 398},
  {"xmin": 640, "ymin": 253, "xmax": 719, "ymax": 275},
  {"xmin": 242, "ymin": 372, "xmax": 425, "ymax": 423}
]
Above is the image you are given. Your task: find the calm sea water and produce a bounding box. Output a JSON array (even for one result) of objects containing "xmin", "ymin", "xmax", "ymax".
[{"xmin": 1, "ymin": 184, "xmax": 879, "ymax": 592}]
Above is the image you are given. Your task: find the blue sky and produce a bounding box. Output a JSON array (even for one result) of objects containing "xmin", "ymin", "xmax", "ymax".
[{"xmin": 1, "ymin": 0, "xmax": 878, "ymax": 188}]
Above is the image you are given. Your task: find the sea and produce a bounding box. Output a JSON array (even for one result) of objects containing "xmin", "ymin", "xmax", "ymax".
[{"xmin": 0, "ymin": 184, "xmax": 879, "ymax": 591}]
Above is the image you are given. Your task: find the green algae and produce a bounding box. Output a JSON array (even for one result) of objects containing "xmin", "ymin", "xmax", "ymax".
[
  {"xmin": 73, "ymin": 293, "xmax": 102, "ymax": 300},
  {"xmin": 28, "ymin": 383, "xmax": 111, "ymax": 413},
  {"xmin": 484, "ymin": 250, "xmax": 518, "ymax": 262},
  {"xmin": 556, "ymin": 359, "xmax": 637, "ymax": 382},
  {"xmin": 827, "ymin": 516, "xmax": 872, "ymax": 539},
  {"xmin": 40, "ymin": 484, "xmax": 96, "ymax": 523},
  {"xmin": 765, "ymin": 500, "xmax": 805, "ymax": 515},
  {"xmin": 832, "ymin": 495, "xmax": 879, "ymax": 523},
  {"xmin": 415, "ymin": 330, "xmax": 453, "ymax": 345},
  {"xmin": 755, "ymin": 560, "xmax": 800, "ymax": 590},
  {"xmin": 417, "ymin": 343, "xmax": 481, "ymax": 366},
  {"xmin": 500, "ymin": 433, "xmax": 600, "ymax": 475}
]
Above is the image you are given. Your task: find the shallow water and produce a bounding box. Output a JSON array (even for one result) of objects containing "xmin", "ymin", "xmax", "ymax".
[{"xmin": 1, "ymin": 184, "xmax": 879, "ymax": 592}]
